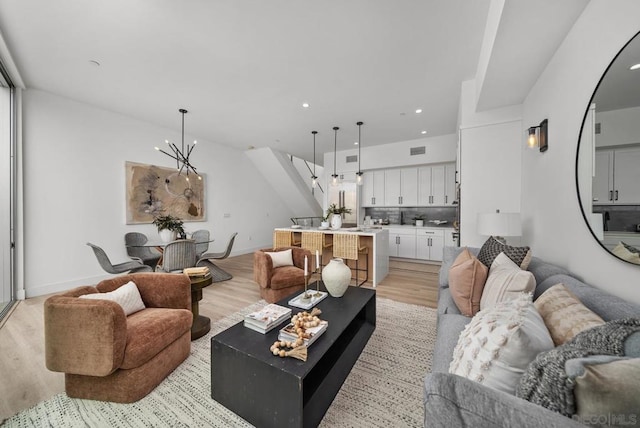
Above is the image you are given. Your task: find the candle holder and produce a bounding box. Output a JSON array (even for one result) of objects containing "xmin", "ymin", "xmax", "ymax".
[
  {"xmin": 303, "ymin": 268, "xmax": 322, "ymax": 300},
  {"xmin": 288, "ymin": 268, "xmax": 328, "ymax": 309}
]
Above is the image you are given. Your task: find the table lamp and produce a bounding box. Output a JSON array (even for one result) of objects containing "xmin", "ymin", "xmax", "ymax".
[{"xmin": 477, "ymin": 210, "xmax": 522, "ymax": 244}]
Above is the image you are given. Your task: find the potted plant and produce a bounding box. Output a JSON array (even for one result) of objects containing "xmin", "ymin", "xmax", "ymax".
[
  {"xmin": 152, "ymin": 214, "xmax": 185, "ymax": 242},
  {"xmin": 413, "ymin": 214, "xmax": 425, "ymax": 227},
  {"xmin": 325, "ymin": 203, "xmax": 352, "ymax": 230}
]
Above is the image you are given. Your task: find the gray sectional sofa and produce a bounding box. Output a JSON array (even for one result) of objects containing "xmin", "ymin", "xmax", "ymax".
[{"xmin": 423, "ymin": 246, "xmax": 640, "ymax": 427}]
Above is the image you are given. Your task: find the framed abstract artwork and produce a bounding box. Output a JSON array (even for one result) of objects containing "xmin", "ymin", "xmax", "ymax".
[{"xmin": 125, "ymin": 161, "xmax": 206, "ymax": 224}]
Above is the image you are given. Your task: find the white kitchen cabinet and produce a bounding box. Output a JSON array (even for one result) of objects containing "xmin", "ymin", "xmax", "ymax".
[
  {"xmin": 444, "ymin": 164, "xmax": 456, "ymax": 206},
  {"xmin": 593, "ymin": 147, "xmax": 640, "ymax": 204},
  {"xmin": 418, "ymin": 163, "xmax": 456, "ymax": 206},
  {"xmin": 416, "ymin": 229, "xmax": 445, "ymax": 261},
  {"xmin": 593, "ymin": 151, "xmax": 613, "ymax": 204},
  {"xmin": 362, "ymin": 170, "xmax": 385, "ymax": 207},
  {"xmin": 384, "ymin": 168, "xmax": 418, "ymax": 206},
  {"xmin": 387, "ymin": 228, "xmax": 416, "ymax": 258}
]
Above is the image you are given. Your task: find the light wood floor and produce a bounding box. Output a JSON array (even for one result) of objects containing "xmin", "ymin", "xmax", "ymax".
[{"xmin": 0, "ymin": 253, "xmax": 439, "ymax": 422}]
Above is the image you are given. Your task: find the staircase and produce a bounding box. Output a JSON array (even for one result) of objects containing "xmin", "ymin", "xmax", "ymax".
[{"xmin": 245, "ymin": 147, "xmax": 323, "ymax": 218}]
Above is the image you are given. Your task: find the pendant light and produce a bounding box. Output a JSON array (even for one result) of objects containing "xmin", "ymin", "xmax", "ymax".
[
  {"xmin": 331, "ymin": 126, "xmax": 339, "ymax": 186},
  {"xmin": 311, "ymin": 131, "xmax": 318, "ymax": 188},
  {"xmin": 356, "ymin": 121, "xmax": 364, "ymax": 186},
  {"xmin": 154, "ymin": 108, "xmax": 201, "ymax": 180}
]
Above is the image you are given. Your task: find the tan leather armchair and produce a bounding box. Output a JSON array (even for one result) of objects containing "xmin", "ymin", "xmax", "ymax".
[
  {"xmin": 253, "ymin": 246, "xmax": 311, "ymax": 303},
  {"xmin": 44, "ymin": 273, "xmax": 192, "ymax": 403}
]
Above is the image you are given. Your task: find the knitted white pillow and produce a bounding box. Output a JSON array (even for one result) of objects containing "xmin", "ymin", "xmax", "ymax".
[
  {"xmin": 449, "ymin": 293, "xmax": 554, "ymax": 395},
  {"xmin": 79, "ymin": 280, "xmax": 146, "ymax": 316}
]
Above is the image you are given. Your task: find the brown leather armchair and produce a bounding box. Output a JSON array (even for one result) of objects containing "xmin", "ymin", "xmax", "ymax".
[
  {"xmin": 44, "ymin": 273, "xmax": 192, "ymax": 403},
  {"xmin": 253, "ymin": 246, "xmax": 311, "ymax": 303}
]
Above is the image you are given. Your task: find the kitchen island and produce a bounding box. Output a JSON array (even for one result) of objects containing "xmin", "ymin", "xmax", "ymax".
[{"xmin": 274, "ymin": 227, "xmax": 389, "ymax": 286}]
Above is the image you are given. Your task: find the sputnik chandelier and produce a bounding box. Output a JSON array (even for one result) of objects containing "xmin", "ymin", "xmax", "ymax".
[{"xmin": 155, "ymin": 108, "xmax": 202, "ymax": 180}]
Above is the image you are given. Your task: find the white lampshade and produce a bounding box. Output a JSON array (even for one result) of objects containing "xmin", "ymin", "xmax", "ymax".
[{"xmin": 477, "ymin": 212, "xmax": 522, "ymax": 237}]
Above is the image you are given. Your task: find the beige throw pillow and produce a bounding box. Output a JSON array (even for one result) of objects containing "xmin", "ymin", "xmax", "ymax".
[
  {"xmin": 534, "ymin": 283, "xmax": 605, "ymax": 346},
  {"xmin": 448, "ymin": 248, "xmax": 488, "ymax": 316},
  {"xmin": 79, "ymin": 280, "xmax": 146, "ymax": 316},
  {"xmin": 265, "ymin": 249, "xmax": 294, "ymax": 268},
  {"xmin": 574, "ymin": 358, "xmax": 640, "ymax": 424},
  {"xmin": 480, "ymin": 252, "xmax": 536, "ymax": 311},
  {"xmin": 612, "ymin": 242, "xmax": 640, "ymax": 264},
  {"xmin": 449, "ymin": 293, "xmax": 554, "ymax": 395}
]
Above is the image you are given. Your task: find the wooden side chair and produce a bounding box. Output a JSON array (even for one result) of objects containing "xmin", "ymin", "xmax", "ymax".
[{"xmin": 332, "ymin": 233, "xmax": 368, "ymax": 286}]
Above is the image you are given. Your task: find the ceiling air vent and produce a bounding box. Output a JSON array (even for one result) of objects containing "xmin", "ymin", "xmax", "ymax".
[
  {"xmin": 346, "ymin": 155, "xmax": 358, "ymax": 163},
  {"xmin": 595, "ymin": 123, "xmax": 601, "ymax": 134},
  {"xmin": 410, "ymin": 146, "xmax": 426, "ymax": 156}
]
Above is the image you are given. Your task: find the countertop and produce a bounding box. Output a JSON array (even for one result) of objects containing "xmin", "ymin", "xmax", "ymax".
[
  {"xmin": 381, "ymin": 224, "xmax": 455, "ymax": 230},
  {"xmin": 275, "ymin": 227, "xmax": 387, "ymax": 236}
]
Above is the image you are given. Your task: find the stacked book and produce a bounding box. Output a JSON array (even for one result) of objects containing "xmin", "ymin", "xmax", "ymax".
[
  {"xmin": 278, "ymin": 320, "xmax": 328, "ymax": 348},
  {"xmin": 183, "ymin": 266, "xmax": 210, "ymax": 277},
  {"xmin": 243, "ymin": 304, "xmax": 292, "ymax": 334}
]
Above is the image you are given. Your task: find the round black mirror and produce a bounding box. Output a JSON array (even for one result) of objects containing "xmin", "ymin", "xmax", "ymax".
[{"xmin": 576, "ymin": 31, "xmax": 640, "ymax": 265}]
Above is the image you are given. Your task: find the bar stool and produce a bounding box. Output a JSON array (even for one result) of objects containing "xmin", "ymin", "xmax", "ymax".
[
  {"xmin": 332, "ymin": 233, "xmax": 368, "ymax": 286},
  {"xmin": 273, "ymin": 230, "xmax": 300, "ymax": 249},
  {"xmin": 300, "ymin": 231, "xmax": 332, "ymax": 271}
]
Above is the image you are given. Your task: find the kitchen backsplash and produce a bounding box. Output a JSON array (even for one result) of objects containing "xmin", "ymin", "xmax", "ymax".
[
  {"xmin": 593, "ymin": 205, "xmax": 640, "ymax": 232},
  {"xmin": 365, "ymin": 207, "xmax": 457, "ymax": 226}
]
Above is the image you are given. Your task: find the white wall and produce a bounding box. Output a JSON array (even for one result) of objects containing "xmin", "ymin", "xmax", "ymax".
[
  {"xmin": 323, "ymin": 133, "xmax": 457, "ymax": 176},
  {"xmin": 521, "ymin": 0, "xmax": 640, "ymax": 305},
  {"xmin": 21, "ymin": 90, "xmax": 294, "ymax": 297}
]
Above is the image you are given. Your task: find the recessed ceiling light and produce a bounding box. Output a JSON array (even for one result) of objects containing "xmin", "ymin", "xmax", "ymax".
[
  {"xmin": 354, "ymin": 141, "xmax": 359, "ymax": 145},
  {"xmin": 630, "ymin": 63, "xmax": 640, "ymax": 70},
  {"xmin": 415, "ymin": 109, "xmax": 422, "ymax": 114},
  {"xmin": 302, "ymin": 102, "xmax": 310, "ymax": 108},
  {"xmin": 421, "ymin": 130, "xmax": 427, "ymax": 134}
]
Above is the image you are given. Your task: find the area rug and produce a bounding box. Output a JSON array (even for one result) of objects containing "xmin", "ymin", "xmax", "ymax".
[{"xmin": 3, "ymin": 297, "xmax": 436, "ymax": 427}]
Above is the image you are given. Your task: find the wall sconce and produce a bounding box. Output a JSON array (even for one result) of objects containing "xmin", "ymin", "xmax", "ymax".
[{"xmin": 527, "ymin": 119, "xmax": 548, "ymax": 152}]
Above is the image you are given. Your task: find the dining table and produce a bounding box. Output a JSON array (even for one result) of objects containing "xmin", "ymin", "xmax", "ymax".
[{"xmin": 126, "ymin": 238, "xmax": 214, "ymax": 267}]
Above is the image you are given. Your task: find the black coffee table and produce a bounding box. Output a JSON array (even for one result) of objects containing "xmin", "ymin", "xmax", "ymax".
[{"xmin": 211, "ymin": 284, "xmax": 376, "ymax": 428}]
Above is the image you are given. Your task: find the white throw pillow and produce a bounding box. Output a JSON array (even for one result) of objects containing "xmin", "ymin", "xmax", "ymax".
[
  {"xmin": 480, "ymin": 252, "xmax": 536, "ymax": 310},
  {"xmin": 265, "ymin": 249, "xmax": 294, "ymax": 268},
  {"xmin": 79, "ymin": 280, "xmax": 146, "ymax": 316},
  {"xmin": 449, "ymin": 293, "xmax": 554, "ymax": 395}
]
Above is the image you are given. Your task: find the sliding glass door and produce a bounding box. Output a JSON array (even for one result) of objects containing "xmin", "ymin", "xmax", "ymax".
[{"xmin": 0, "ymin": 75, "xmax": 14, "ymax": 319}]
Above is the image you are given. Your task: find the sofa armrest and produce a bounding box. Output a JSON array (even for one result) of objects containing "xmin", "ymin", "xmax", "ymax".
[
  {"xmin": 253, "ymin": 250, "xmax": 273, "ymax": 289},
  {"xmin": 45, "ymin": 293, "xmax": 127, "ymax": 377},
  {"xmin": 96, "ymin": 273, "xmax": 191, "ymax": 310},
  {"xmin": 424, "ymin": 373, "xmax": 585, "ymax": 428}
]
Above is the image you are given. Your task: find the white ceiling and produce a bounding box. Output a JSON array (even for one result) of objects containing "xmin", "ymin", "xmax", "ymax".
[{"xmin": 0, "ymin": 0, "xmax": 590, "ymax": 163}]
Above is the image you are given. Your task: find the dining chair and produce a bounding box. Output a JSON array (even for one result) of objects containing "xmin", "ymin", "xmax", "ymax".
[
  {"xmin": 191, "ymin": 229, "xmax": 210, "ymax": 259},
  {"xmin": 157, "ymin": 239, "xmax": 197, "ymax": 273},
  {"xmin": 197, "ymin": 232, "xmax": 237, "ymax": 264},
  {"xmin": 87, "ymin": 243, "xmax": 153, "ymax": 274},
  {"xmin": 124, "ymin": 232, "xmax": 162, "ymax": 267}
]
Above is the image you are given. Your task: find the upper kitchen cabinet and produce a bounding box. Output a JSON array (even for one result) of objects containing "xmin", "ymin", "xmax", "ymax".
[
  {"xmin": 418, "ymin": 163, "xmax": 456, "ymax": 206},
  {"xmin": 593, "ymin": 147, "xmax": 640, "ymax": 204},
  {"xmin": 384, "ymin": 168, "xmax": 418, "ymax": 206},
  {"xmin": 361, "ymin": 170, "xmax": 385, "ymax": 207}
]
